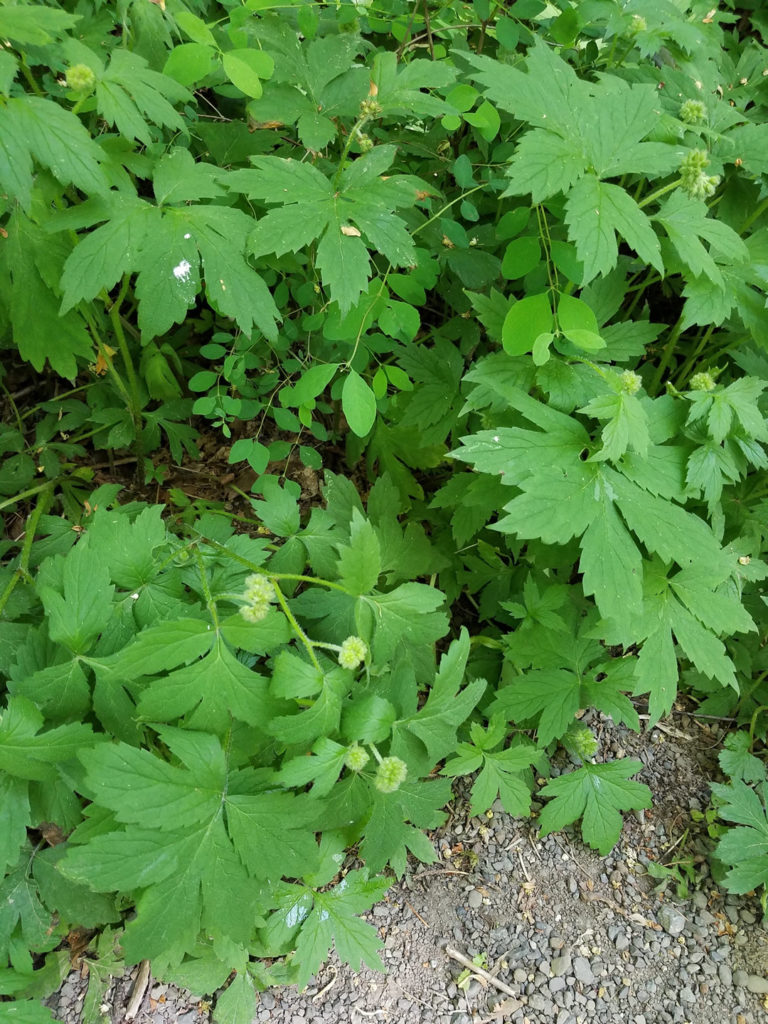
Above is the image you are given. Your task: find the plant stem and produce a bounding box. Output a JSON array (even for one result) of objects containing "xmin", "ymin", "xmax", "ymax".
[
  {"xmin": 107, "ymin": 276, "xmax": 144, "ymax": 472},
  {"xmin": 649, "ymin": 316, "xmax": 684, "ymax": 395},
  {"xmin": 193, "ymin": 548, "xmax": 220, "ymax": 631},
  {"xmin": 672, "ymin": 324, "xmax": 714, "ymax": 389},
  {"xmin": 739, "ymin": 196, "xmax": 768, "ymax": 234},
  {"xmin": 638, "ymin": 178, "xmax": 682, "ymax": 210},
  {"xmin": 0, "ymin": 484, "xmax": 53, "ymax": 617},
  {"xmin": 192, "ymin": 534, "xmax": 351, "ymax": 594},
  {"xmin": 333, "ymin": 114, "xmax": 372, "ymax": 190},
  {"xmin": 271, "ymin": 582, "xmax": 323, "ymax": 671}
]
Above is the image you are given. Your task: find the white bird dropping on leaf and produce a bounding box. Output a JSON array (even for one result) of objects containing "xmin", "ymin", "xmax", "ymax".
[{"xmin": 173, "ymin": 259, "xmax": 192, "ymax": 282}]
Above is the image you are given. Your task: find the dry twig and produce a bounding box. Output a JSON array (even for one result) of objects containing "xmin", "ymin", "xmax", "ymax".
[{"xmin": 444, "ymin": 946, "xmax": 518, "ymax": 998}]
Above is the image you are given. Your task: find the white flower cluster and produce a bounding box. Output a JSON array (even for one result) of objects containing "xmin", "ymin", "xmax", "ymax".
[
  {"xmin": 338, "ymin": 635, "xmax": 368, "ymax": 670},
  {"xmin": 239, "ymin": 573, "xmax": 276, "ymax": 623}
]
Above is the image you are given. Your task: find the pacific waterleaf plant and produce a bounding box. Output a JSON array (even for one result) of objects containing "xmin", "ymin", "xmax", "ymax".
[
  {"xmin": 3, "ymin": 0, "xmax": 768, "ymax": 1014},
  {"xmin": 0, "ymin": 488, "xmax": 491, "ymax": 1016}
]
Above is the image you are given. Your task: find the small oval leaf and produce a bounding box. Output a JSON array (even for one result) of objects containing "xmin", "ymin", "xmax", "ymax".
[{"xmin": 342, "ymin": 370, "xmax": 377, "ymax": 438}]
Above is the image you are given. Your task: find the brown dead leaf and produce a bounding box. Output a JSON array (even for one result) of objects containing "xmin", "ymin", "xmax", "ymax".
[{"xmin": 92, "ymin": 344, "xmax": 116, "ymax": 376}]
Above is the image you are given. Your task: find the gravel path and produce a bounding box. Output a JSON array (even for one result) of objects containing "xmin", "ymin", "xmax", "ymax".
[{"xmin": 48, "ymin": 715, "xmax": 768, "ymax": 1024}]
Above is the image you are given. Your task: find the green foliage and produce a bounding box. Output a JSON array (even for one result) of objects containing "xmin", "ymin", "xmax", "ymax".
[{"xmin": 2, "ymin": 0, "xmax": 768, "ymax": 1015}]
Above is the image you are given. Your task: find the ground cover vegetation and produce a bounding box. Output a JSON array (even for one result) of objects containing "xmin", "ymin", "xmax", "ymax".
[{"xmin": 1, "ymin": 0, "xmax": 768, "ymax": 1019}]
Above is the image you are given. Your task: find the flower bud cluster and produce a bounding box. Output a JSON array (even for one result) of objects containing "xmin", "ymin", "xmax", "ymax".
[
  {"xmin": 619, "ymin": 370, "xmax": 642, "ymax": 396},
  {"xmin": 360, "ymin": 98, "xmax": 383, "ymax": 118},
  {"xmin": 66, "ymin": 64, "xmax": 97, "ymax": 95},
  {"xmin": 239, "ymin": 573, "xmax": 276, "ymax": 623},
  {"xmin": 689, "ymin": 371, "xmax": 716, "ymax": 392},
  {"xmin": 356, "ymin": 133, "xmax": 374, "ymax": 153},
  {"xmin": 679, "ymin": 149, "xmax": 720, "ymax": 200},
  {"xmin": 566, "ymin": 724, "xmax": 599, "ymax": 761},
  {"xmin": 679, "ymin": 99, "xmax": 707, "ymax": 125},
  {"xmin": 345, "ymin": 744, "xmax": 370, "ymax": 772},
  {"xmin": 374, "ymin": 756, "xmax": 408, "ymax": 793},
  {"xmin": 338, "ymin": 635, "xmax": 368, "ymax": 670}
]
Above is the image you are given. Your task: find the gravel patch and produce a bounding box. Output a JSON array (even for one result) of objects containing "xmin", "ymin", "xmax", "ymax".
[{"xmin": 46, "ymin": 715, "xmax": 768, "ymax": 1024}]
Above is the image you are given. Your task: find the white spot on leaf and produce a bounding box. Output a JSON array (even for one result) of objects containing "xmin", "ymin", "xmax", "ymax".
[{"xmin": 173, "ymin": 259, "xmax": 192, "ymax": 282}]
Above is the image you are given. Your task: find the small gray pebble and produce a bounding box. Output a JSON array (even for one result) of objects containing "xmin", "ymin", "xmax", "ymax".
[
  {"xmin": 549, "ymin": 977, "xmax": 567, "ymax": 994},
  {"xmin": 734, "ymin": 970, "xmax": 749, "ymax": 987},
  {"xmin": 657, "ymin": 905, "xmax": 687, "ymax": 936},
  {"xmin": 692, "ymin": 892, "xmax": 708, "ymax": 910},
  {"xmin": 679, "ymin": 987, "xmax": 696, "ymax": 1004},
  {"xmin": 616, "ymin": 934, "xmax": 630, "ymax": 951},
  {"xmin": 741, "ymin": 910, "xmax": 757, "ymax": 925},
  {"xmin": 746, "ymin": 975, "xmax": 768, "ymax": 994},
  {"xmin": 717, "ymin": 964, "xmax": 732, "ymax": 987},
  {"xmin": 467, "ymin": 889, "xmax": 483, "ymax": 910},
  {"xmin": 573, "ymin": 957, "xmax": 595, "ymax": 985},
  {"xmin": 551, "ymin": 955, "xmax": 572, "ymax": 977}
]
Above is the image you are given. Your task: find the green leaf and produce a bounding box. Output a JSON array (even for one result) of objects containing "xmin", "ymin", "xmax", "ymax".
[
  {"xmin": 213, "ymin": 972, "xmax": 256, "ymax": 1024},
  {"xmin": 103, "ymin": 618, "xmax": 214, "ymax": 677},
  {"xmin": 153, "ymin": 149, "xmax": 224, "ymax": 206},
  {"xmin": 3, "ymin": 209, "xmax": 93, "ymax": 377},
  {"xmin": 491, "ymin": 669, "xmax": 579, "ymax": 747},
  {"xmin": 280, "ymin": 364, "xmax": 339, "ymax": 407},
  {"xmin": 186, "ymin": 206, "xmax": 279, "ymax": 342},
  {"xmin": 502, "ymin": 292, "xmax": 553, "ymax": 355},
  {"xmin": 565, "ymin": 175, "xmax": 662, "ymax": 284},
  {"xmin": 1, "ymin": 98, "xmax": 108, "ymax": 207},
  {"xmin": 712, "ymin": 780, "xmax": 768, "ymax": 893},
  {"xmin": 79, "ymin": 733, "xmax": 225, "ymax": 831},
  {"xmin": 370, "ymin": 52, "xmax": 455, "ymax": 117},
  {"xmin": 358, "ymin": 778, "xmax": 450, "ymax": 876},
  {"xmin": 56, "ymin": 196, "xmax": 156, "ymax": 314},
  {"xmin": 277, "ymin": 738, "xmax": 348, "ymax": 797},
  {"xmin": 222, "ymin": 50, "xmax": 274, "ymax": 99},
  {"xmin": 226, "ymin": 793, "xmax": 319, "ymax": 880},
  {"xmin": 164, "ymin": 43, "xmax": 214, "ymax": 87},
  {"xmin": 0, "ymin": 776, "xmax": 30, "ymax": 874},
  {"xmin": 504, "ymin": 130, "xmax": 587, "ymax": 202},
  {"xmin": 501, "ymin": 236, "xmax": 542, "ymax": 279},
  {"xmin": 0, "ymin": 697, "xmax": 93, "ymax": 782},
  {"xmin": 294, "ymin": 871, "xmax": 390, "ymax": 990},
  {"xmin": 579, "ymin": 497, "xmax": 643, "ymax": 633},
  {"xmin": 718, "ymin": 733, "xmax": 766, "ymax": 785},
  {"xmin": 0, "ymin": 1001, "xmax": 57, "ymax": 1024},
  {"xmin": 269, "ymin": 672, "xmax": 348, "ymax": 747},
  {"xmin": 335, "ymin": 510, "xmax": 381, "ymax": 595},
  {"xmin": 342, "ymin": 371, "xmax": 377, "ymax": 438},
  {"xmin": 400, "ymin": 630, "xmax": 486, "ymax": 764},
  {"xmin": 175, "ymin": 10, "xmax": 216, "ymax": 45},
  {"xmin": 469, "ymin": 747, "xmax": 536, "ymax": 817},
  {"xmin": 539, "ymin": 760, "xmax": 652, "ymax": 854},
  {"xmin": 0, "ymin": 5, "xmax": 78, "ymax": 44},
  {"xmin": 0, "ymin": 851, "xmax": 57, "ymax": 960},
  {"xmin": 33, "ymin": 847, "xmax": 118, "ymax": 928},
  {"xmin": 37, "ymin": 541, "xmax": 114, "ymax": 654},
  {"xmin": 363, "ymin": 583, "xmax": 449, "ymax": 667},
  {"xmin": 136, "ymin": 636, "xmax": 275, "ymax": 734},
  {"xmin": 633, "ymin": 620, "xmax": 678, "ymax": 725},
  {"xmin": 233, "ymin": 150, "xmax": 417, "ymax": 311},
  {"xmin": 97, "ymin": 50, "xmax": 191, "ymax": 146}
]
